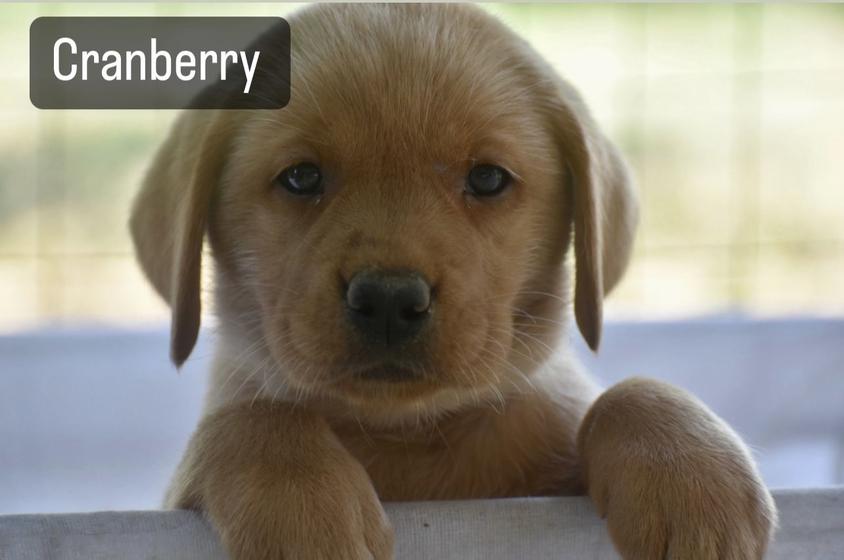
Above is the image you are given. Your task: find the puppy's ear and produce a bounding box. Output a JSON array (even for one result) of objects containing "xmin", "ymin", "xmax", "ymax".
[
  {"xmin": 130, "ymin": 111, "xmax": 232, "ymax": 366},
  {"xmin": 547, "ymin": 79, "xmax": 639, "ymax": 352}
]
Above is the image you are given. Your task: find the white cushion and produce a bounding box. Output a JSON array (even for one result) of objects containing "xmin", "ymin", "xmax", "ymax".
[{"xmin": 1, "ymin": 490, "xmax": 842, "ymax": 559}]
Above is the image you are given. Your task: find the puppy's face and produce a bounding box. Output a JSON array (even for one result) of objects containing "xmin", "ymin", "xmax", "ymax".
[
  {"xmin": 131, "ymin": 4, "xmax": 636, "ymax": 420},
  {"xmin": 210, "ymin": 6, "xmax": 571, "ymax": 411}
]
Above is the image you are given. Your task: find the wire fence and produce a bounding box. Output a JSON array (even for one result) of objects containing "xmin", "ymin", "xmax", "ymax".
[{"xmin": 1, "ymin": 3, "xmax": 843, "ymax": 331}]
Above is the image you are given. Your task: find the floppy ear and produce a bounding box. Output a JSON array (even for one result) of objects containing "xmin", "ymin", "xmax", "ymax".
[
  {"xmin": 130, "ymin": 111, "xmax": 232, "ymax": 367},
  {"xmin": 549, "ymin": 79, "xmax": 639, "ymax": 352}
]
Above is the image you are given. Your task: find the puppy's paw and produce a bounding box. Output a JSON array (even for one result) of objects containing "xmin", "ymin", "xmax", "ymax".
[
  {"xmin": 579, "ymin": 378, "xmax": 777, "ymax": 560},
  {"xmin": 167, "ymin": 403, "xmax": 394, "ymax": 560},
  {"xmin": 205, "ymin": 442, "xmax": 393, "ymax": 560}
]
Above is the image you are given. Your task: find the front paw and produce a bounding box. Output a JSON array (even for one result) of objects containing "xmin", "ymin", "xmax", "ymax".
[
  {"xmin": 167, "ymin": 402, "xmax": 394, "ymax": 560},
  {"xmin": 207, "ymin": 453, "xmax": 394, "ymax": 560},
  {"xmin": 579, "ymin": 378, "xmax": 777, "ymax": 559}
]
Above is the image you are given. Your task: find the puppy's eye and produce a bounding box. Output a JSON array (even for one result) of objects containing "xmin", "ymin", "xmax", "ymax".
[
  {"xmin": 466, "ymin": 164, "xmax": 511, "ymax": 197},
  {"xmin": 275, "ymin": 163, "xmax": 323, "ymax": 196}
]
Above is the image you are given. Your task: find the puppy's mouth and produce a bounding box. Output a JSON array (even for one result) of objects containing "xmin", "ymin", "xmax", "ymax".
[{"xmin": 353, "ymin": 363, "xmax": 424, "ymax": 383}]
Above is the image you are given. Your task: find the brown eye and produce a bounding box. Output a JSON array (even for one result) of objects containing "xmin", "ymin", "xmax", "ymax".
[
  {"xmin": 276, "ymin": 162, "xmax": 322, "ymax": 196},
  {"xmin": 466, "ymin": 164, "xmax": 511, "ymax": 197}
]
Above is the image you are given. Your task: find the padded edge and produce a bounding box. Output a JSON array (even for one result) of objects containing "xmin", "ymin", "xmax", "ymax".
[{"xmin": 0, "ymin": 489, "xmax": 842, "ymax": 559}]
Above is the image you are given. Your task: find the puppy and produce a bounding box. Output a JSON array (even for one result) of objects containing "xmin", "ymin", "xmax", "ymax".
[{"xmin": 130, "ymin": 4, "xmax": 776, "ymax": 559}]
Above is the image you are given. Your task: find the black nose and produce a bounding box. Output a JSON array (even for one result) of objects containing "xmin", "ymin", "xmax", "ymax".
[{"xmin": 345, "ymin": 270, "xmax": 432, "ymax": 347}]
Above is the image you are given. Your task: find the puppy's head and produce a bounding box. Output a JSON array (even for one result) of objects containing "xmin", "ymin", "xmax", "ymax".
[{"xmin": 131, "ymin": 4, "xmax": 637, "ymax": 416}]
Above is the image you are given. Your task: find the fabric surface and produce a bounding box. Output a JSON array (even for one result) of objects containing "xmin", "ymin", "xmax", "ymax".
[
  {"xmin": 1, "ymin": 489, "xmax": 842, "ymax": 559},
  {"xmin": 1, "ymin": 319, "xmax": 843, "ymax": 557}
]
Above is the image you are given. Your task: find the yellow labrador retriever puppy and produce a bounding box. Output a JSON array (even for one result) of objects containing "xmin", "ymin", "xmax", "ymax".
[{"xmin": 131, "ymin": 4, "xmax": 776, "ymax": 559}]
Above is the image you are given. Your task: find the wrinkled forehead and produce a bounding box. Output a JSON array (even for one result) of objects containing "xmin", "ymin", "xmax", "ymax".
[{"xmin": 253, "ymin": 5, "xmax": 552, "ymax": 169}]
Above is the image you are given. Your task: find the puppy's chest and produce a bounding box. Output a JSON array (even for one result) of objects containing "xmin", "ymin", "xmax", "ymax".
[{"xmin": 334, "ymin": 403, "xmax": 584, "ymax": 500}]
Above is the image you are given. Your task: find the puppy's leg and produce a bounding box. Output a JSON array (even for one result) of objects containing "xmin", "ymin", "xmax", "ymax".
[
  {"xmin": 578, "ymin": 377, "xmax": 776, "ymax": 560},
  {"xmin": 165, "ymin": 400, "xmax": 394, "ymax": 560}
]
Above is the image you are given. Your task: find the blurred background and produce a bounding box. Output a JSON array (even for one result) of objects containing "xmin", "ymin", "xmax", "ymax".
[
  {"xmin": 2, "ymin": 2, "xmax": 844, "ymax": 329},
  {"xmin": 0, "ymin": 3, "xmax": 842, "ymax": 514}
]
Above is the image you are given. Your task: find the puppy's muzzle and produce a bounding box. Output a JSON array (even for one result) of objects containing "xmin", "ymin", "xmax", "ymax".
[{"xmin": 345, "ymin": 269, "xmax": 432, "ymax": 349}]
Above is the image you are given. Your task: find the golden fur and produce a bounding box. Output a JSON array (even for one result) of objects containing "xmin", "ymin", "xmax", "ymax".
[{"xmin": 131, "ymin": 4, "xmax": 776, "ymax": 559}]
